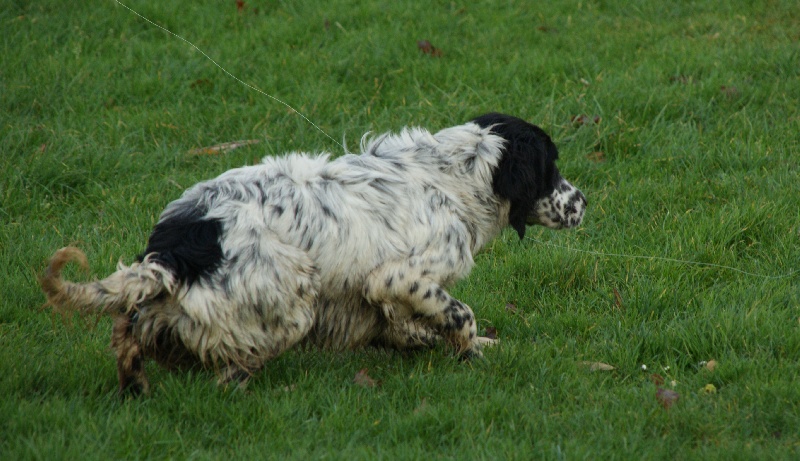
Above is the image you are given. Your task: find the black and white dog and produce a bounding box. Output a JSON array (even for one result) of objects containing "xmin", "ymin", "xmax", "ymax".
[{"xmin": 41, "ymin": 113, "xmax": 586, "ymax": 394}]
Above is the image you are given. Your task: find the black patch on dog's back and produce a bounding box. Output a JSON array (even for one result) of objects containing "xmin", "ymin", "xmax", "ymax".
[
  {"xmin": 138, "ymin": 206, "xmax": 223, "ymax": 286},
  {"xmin": 472, "ymin": 113, "xmax": 562, "ymax": 239}
]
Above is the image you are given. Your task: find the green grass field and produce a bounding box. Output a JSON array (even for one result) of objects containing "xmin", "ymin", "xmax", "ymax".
[{"xmin": 2, "ymin": 0, "xmax": 799, "ymax": 459}]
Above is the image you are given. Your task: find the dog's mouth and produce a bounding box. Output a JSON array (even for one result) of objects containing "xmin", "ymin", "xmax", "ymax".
[{"xmin": 529, "ymin": 215, "xmax": 561, "ymax": 229}]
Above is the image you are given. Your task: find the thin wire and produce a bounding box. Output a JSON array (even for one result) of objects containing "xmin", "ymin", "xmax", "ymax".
[
  {"xmin": 527, "ymin": 237, "xmax": 799, "ymax": 280},
  {"xmin": 112, "ymin": 1, "xmax": 797, "ymax": 282},
  {"xmin": 113, "ymin": 0, "xmax": 344, "ymax": 151}
]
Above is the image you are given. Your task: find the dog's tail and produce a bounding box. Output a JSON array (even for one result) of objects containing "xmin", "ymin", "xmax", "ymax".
[{"xmin": 40, "ymin": 247, "xmax": 176, "ymax": 316}]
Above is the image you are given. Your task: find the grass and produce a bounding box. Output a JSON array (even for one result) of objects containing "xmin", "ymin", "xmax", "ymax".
[{"xmin": 2, "ymin": 0, "xmax": 799, "ymax": 459}]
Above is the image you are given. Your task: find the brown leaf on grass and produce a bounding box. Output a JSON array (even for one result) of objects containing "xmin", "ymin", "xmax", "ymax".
[
  {"xmin": 354, "ymin": 368, "xmax": 380, "ymax": 388},
  {"xmin": 655, "ymin": 388, "xmax": 679, "ymax": 409},
  {"xmin": 612, "ymin": 287, "xmax": 624, "ymax": 310},
  {"xmin": 705, "ymin": 359, "xmax": 717, "ymax": 372},
  {"xmin": 484, "ymin": 326, "xmax": 497, "ymax": 340},
  {"xmin": 571, "ymin": 114, "xmax": 601, "ymax": 126},
  {"xmin": 536, "ymin": 25, "xmax": 558, "ymax": 33},
  {"xmin": 720, "ymin": 85, "xmax": 739, "ymax": 99},
  {"xmin": 649, "ymin": 373, "xmax": 665, "ymax": 386},
  {"xmin": 189, "ymin": 139, "xmax": 260, "ymax": 155},
  {"xmin": 190, "ymin": 78, "xmax": 213, "ymax": 90},
  {"xmin": 417, "ymin": 40, "xmax": 443, "ymax": 57},
  {"xmin": 235, "ymin": 0, "xmax": 246, "ymax": 12},
  {"xmin": 505, "ymin": 302, "xmax": 519, "ymax": 314},
  {"xmin": 586, "ymin": 151, "xmax": 605, "ymax": 162},
  {"xmin": 579, "ymin": 361, "xmax": 616, "ymax": 371}
]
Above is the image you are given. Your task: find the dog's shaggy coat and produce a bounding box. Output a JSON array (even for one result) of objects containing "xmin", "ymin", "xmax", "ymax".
[{"xmin": 41, "ymin": 113, "xmax": 586, "ymax": 394}]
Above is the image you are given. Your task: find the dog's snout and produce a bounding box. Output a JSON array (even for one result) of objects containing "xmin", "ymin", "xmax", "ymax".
[{"xmin": 530, "ymin": 181, "xmax": 586, "ymax": 230}]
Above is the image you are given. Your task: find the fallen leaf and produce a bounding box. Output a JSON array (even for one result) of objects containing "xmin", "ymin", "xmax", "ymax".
[
  {"xmin": 586, "ymin": 151, "xmax": 605, "ymax": 162},
  {"xmin": 189, "ymin": 139, "xmax": 260, "ymax": 155},
  {"xmin": 235, "ymin": 0, "xmax": 246, "ymax": 12},
  {"xmin": 655, "ymin": 388, "xmax": 679, "ymax": 409},
  {"xmin": 417, "ymin": 40, "xmax": 443, "ymax": 57},
  {"xmin": 720, "ymin": 85, "xmax": 739, "ymax": 98},
  {"xmin": 190, "ymin": 78, "xmax": 213, "ymax": 90},
  {"xmin": 505, "ymin": 302, "xmax": 518, "ymax": 314},
  {"xmin": 702, "ymin": 383, "xmax": 717, "ymax": 394},
  {"xmin": 705, "ymin": 360, "xmax": 717, "ymax": 372},
  {"xmin": 354, "ymin": 368, "xmax": 380, "ymax": 388},
  {"xmin": 612, "ymin": 287, "xmax": 623, "ymax": 310},
  {"xmin": 484, "ymin": 326, "xmax": 497, "ymax": 340},
  {"xmin": 536, "ymin": 25, "xmax": 558, "ymax": 33},
  {"xmin": 649, "ymin": 373, "xmax": 665, "ymax": 386},
  {"xmin": 571, "ymin": 114, "xmax": 601, "ymax": 126},
  {"xmin": 580, "ymin": 361, "xmax": 615, "ymax": 371}
]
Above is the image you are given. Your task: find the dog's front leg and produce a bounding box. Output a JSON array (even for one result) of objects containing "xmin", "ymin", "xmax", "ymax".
[{"xmin": 364, "ymin": 264, "xmax": 481, "ymax": 358}]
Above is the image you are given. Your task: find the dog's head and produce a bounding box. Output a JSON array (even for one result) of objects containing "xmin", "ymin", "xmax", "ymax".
[{"xmin": 472, "ymin": 113, "xmax": 586, "ymax": 238}]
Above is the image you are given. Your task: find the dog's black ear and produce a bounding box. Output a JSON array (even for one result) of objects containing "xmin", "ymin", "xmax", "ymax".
[{"xmin": 472, "ymin": 113, "xmax": 560, "ymax": 239}]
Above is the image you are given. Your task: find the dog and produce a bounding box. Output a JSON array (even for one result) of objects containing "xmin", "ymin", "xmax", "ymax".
[{"xmin": 40, "ymin": 113, "xmax": 586, "ymax": 395}]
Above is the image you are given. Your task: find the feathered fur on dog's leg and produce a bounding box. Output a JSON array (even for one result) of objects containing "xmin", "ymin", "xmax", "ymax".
[
  {"xmin": 40, "ymin": 247, "xmax": 176, "ymax": 396},
  {"xmin": 364, "ymin": 263, "xmax": 481, "ymax": 358},
  {"xmin": 376, "ymin": 317, "xmax": 440, "ymax": 351},
  {"xmin": 112, "ymin": 312, "xmax": 149, "ymax": 396}
]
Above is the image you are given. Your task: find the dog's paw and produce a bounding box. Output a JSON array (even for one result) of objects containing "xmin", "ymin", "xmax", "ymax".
[
  {"xmin": 118, "ymin": 375, "xmax": 150, "ymax": 398},
  {"xmin": 218, "ymin": 366, "xmax": 252, "ymax": 391},
  {"xmin": 474, "ymin": 336, "xmax": 499, "ymax": 347},
  {"xmin": 458, "ymin": 345, "xmax": 485, "ymax": 362}
]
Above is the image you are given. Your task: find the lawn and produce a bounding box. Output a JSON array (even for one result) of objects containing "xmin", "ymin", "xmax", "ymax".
[{"xmin": 2, "ymin": 0, "xmax": 799, "ymax": 459}]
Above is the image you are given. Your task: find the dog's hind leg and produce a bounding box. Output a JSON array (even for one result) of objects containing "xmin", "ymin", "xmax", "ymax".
[
  {"xmin": 166, "ymin": 236, "xmax": 320, "ymax": 388},
  {"xmin": 111, "ymin": 311, "xmax": 149, "ymax": 396},
  {"xmin": 376, "ymin": 317, "xmax": 440, "ymax": 351}
]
